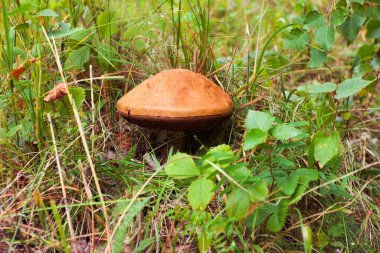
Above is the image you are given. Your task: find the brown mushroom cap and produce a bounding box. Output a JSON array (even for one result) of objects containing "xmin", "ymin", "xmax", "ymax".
[{"xmin": 117, "ymin": 69, "xmax": 233, "ymax": 131}]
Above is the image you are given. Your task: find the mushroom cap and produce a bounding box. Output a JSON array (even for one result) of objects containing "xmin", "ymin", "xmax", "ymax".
[{"xmin": 117, "ymin": 69, "xmax": 233, "ymax": 131}]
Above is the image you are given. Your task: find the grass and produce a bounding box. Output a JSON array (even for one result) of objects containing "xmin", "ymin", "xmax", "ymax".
[{"xmin": 0, "ymin": 0, "xmax": 379, "ymax": 252}]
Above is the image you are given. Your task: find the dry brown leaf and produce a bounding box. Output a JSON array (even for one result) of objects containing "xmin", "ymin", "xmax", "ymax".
[
  {"xmin": 44, "ymin": 83, "xmax": 69, "ymax": 102},
  {"xmin": 7, "ymin": 58, "xmax": 38, "ymax": 81}
]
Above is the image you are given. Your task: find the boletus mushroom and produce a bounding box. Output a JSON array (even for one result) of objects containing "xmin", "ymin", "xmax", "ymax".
[{"xmin": 117, "ymin": 69, "xmax": 233, "ymax": 131}]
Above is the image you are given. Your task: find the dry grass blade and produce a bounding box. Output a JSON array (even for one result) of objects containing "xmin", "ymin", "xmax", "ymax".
[{"xmin": 41, "ymin": 26, "xmax": 111, "ymax": 249}]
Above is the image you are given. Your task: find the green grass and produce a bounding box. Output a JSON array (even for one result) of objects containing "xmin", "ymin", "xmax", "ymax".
[{"xmin": 0, "ymin": 0, "xmax": 379, "ymax": 252}]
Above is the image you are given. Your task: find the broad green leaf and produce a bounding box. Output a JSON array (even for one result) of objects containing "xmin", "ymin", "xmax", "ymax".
[
  {"xmin": 226, "ymin": 188, "xmax": 250, "ymax": 220},
  {"xmin": 304, "ymin": 11, "xmax": 327, "ymax": 29},
  {"xmin": 64, "ymin": 45, "xmax": 90, "ymax": 69},
  {"xmin": 277, "ymin": 172, "xmax": 299, "ymax": 196},
  {"xmin": 366, "ymin": 19, "xmax": 380, "ymax": 39},
  {"xmin": 358, "ymin": 44, "xmax": 375, "ymax": 60},
  {"xmin": 245, "ymin": 110, "xmax": 275, "ymax": 131},
  {"xmin": 113, "ymin": 200, "xmax": 146, "ymax": 253},
  {"xmin": 266, "ymin": 201, "xmax": 288, "ymax": 232},
  {"xmin": 243, "ymin": 129, "xmax": 267, "ymax": 151},
  {"xmin": 47, "ymin": 23, "xmax": 75, "ymax": 38},
  {"xmin": 96, "ymin": 43, "xmax": 120, "ymax": 71},
  {"xmin": 187, "ymin": 177, "xmax": 214, "ymax": 210},
  {"xmin": 37, "ymin": 8, "xmax": 58, "ymax": 17},
  {"xmin": 338, "ymin": 13, "xmax": 366, "ymax": 44},
  {"xmin": 271, "ymin": 124, "xmax": 303, "ymax": 141},
  {"xmin": 284, "ymin": 28, "xmax": 310, "ymax": 51},
  {"xmin": 197, "ymin": 227, "xmax": 211, "ymax": 253},
  {"xmin": 6, "ymin": 124, "xmax": 23, "ymax": 138},
  {"xmin": 68, "ymin": 28, "xmax": 95, "ymax": 43},
  {"xmin": 309, "ymin": 48, "xmax": 327, "ymax": 68},
  {"xmin": 165, "ymin": 153, "xmax": 199, "ymax": 179},
  {"xmin": 122, "ymin": 23, "xmax": 143, "ymax": 40},
  {"xmin": 313, "ymin": 131, "xmax": 342, "ymax": 168},
  {"xmin": 298, "ymin": 82, "xmax": 336, "ymax": 93},
  {"xmin": 335, "ymin": 78, "xmax": 372, "ymax": 99},
  {"xmin": 248, "ymin": 180, "xmax": 268, "ymax": 202},
  {"xmin": 97, "ymin": 11, "xmax": 119, "ymax": 37},
  {"xmin": 315, "ymin": 26, "xmax": 335, "ymax": 51},
  {"xmin": 294, "ymin": 168, "xmax": 320, "ymax": 183},
  {"xmin": 331, "ymin": 7, "xmax": 349, "ymax": 26},
  {"xmin": 56, "ymin": 87, "xmax": 86, "ymax": 116}
]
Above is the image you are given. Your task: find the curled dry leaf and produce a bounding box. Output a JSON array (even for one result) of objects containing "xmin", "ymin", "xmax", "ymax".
[
  {"xmin": 7, "ymin": 58, "xmax": 39, "ymax": 81},
  {"xmin": 44, "ymin": 83, "xmax": 69, "ymax": 102}
]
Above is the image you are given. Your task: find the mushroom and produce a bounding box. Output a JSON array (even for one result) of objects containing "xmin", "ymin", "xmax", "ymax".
[{"xmin": 117, "ymin": 69, "xmax": 233, "ymax": 150}]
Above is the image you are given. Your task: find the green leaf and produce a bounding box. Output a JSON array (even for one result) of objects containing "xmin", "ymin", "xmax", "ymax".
[
  {"xmin": 226, "ymin": 188, "xmax": 250, "ymax": 220},
  {"xmin": 97, "ymin": 11, "xmax": 119, "ymax": 37},
  {"xmin": 243, "ymin": 129, "xmax": 267, "ymax": 151},
  {"xmin": 47, "ymin": 23, "xmax": 79, "ymax": 38},
  {"xmin": 304, "ymin": 11, "xmax": 327, "ymax": 29},
  {"xmin": 96, "ymin": 43, "xmax": 120, "ymax": 71},
  {"xmin": 309, "ymin": 48, "xmax": 327, "ymax": 68},
  {"xmin": 352, "ymin": 0, "xmax": 365, "ymax": 4},
  {"xmin": 187, "ymin": 177, "xmax": 214, "ymax": 210},
  {"xmin": 122, "ymin": 23, "xmax": 143, "ymax": 40},
  {"xmin": 271, "ymin": 124, "xmax": 303, "ymax": 141},
  {"xmin": 64, "ymin": 45, "xmax": 91, "ymax": 70},
  {"xmin": 284, "ymin": 28, "xmax": 310, "ymax": 51},
  {"xmin": 338, "ymin": 13, "xmax": 366, "ymax": 44},
  {"xmin": 366, "ymin": 19, "xmax": 380, "ymax": 39},
  {"xmin": 313, "ymin": 131, "xmax": 342, "ymax": 168},
  {"xmin": 335, "ymin": 78, "xmax": 372, "ymax": 99},
  {"xmin": 37, "ymin": 8, "xmax": 58, "ymax": 17},
  {"xmin": 301, "ymin": 225, "xmax": 313, "ymax": 253},
  {"xmin": 69, "ymin": 87, "xmax": 85, "ymax": 110},
  {"xmin": 317, "ymin": 232, "xmax": 330, "ymax": 248},
  {"xmin": 165, "ymin": 153, "xmax": 199, "ymax": 179},
  {"xmin": 197, "ymin": 227, "xmax": 211, "ymax": 253},
  {"xmin": 266, "ymin": 201, "xmax": 288, "ymax": 232},
  {"xmin": 68, "ymin": 28, "xmax": 95, "ymax": 43},
  {"xmin": 245, "ymin": 110, "xmax": 275, "ymax": 131},
  {"xmin": 315, "ymin": 26, "xmax": 335, "ymax": 51},
  {"xmin": 248, "ymin": 180, "xmax": 268, "ymax": 202},
  {"xmin": 298, "ymin": 81, "xmax": 337, "ymax": 93},
  {"xmin": 331, "ymin": 7, "xmax": 349, "ymax": 26},
  {"xmin": 277, "ymin": 172, "xmax": 299, "ymax": 196},
  {"xmin": 113, "ymin": 200, "xmax": 146, "ymax": 253},
  {"xmin": 6, "ymin": 124, "xmax": 23, "ymax": 138},
  {"xmin": 357, "ymin": 44, "xmax": 375, "ymax": 60},
  {"xmin": 294, "ymin": 168, "xmax": 320, "ymax": 183}
]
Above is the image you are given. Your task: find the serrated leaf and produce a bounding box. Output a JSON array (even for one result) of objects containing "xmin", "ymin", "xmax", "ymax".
[
  {"xmin": 97, "ymin": 11, "xmax": 119, "ymax": 37},
  {"xmin": 331, "ymin": 7, "xmax": 349, "ymax": 26},
  {"xmin": 266, "ymin": 201, "xmax": 288, "ymax": 232},
  {"xmin": 64, "ymin": 45, "xmax": 90, "ymax": 70},
  {"xmin": 309, "ymin": 48, "xmax": 327, "ymax": 68},
  {"xmin": 271, "ymin": 124, "xmax": 303, "ymax": 141},
  {"xmin": 298, "ymin": 81, "xmax": 336, "ymax": 93},
  {"xmin": 69, "ymin": 87, "xmax": 86, "ymax": 110},
  {"xmin": 96, "ymin": 43, "xmax": 120, "ymax": 71},
  {"xmin": 284, "ymin": 28, "xmax": 310, "ymax": 51},
  {"xmin": 313, "ymin": 131, "xmax": 342, "ymax": 168},
  {"xmin": 165, "ymin": 153, "xmax": 199, "ymax": 179},
  {"xmin": 315, "ymin": 25, "xmax": 334, "ymax": 51},
  {"xmin": 37, "ymin": 8, "xmax": 58, "ymax": 17},
  {"xmin": 243, "ymin": 129, "xmax": 267, "ymax": 151},
  {"xmin": 338, "ymin": 13, "xmax": 366, "ymax": 44},
  {"xmin": 335, "ymin": 78, "xmax": 372, "ymax": 99},
  {"xmin": 248, "ymin": 180, "xmax": 268, "ymax": 202},
  {"xmin": 304, "ymin": 11, "xmax": 327, "ymax": 29},
  {"xmin": 245, "ymin": 110, "xmax": 275, "ymax": 131},
  {"xmin": 187, "ymin": 177, "xmax": 214, "ymax": 210},
  {"xmin": 226, "ymin": 188, "xmax": 250, "ymax": 220},
  {"xmin": 68, "ymin": 28, "xmax": 95, "ymax": 43},
  {"xmin": 277, "ymin": 172, "xmax": 299, "ymax": 196}
]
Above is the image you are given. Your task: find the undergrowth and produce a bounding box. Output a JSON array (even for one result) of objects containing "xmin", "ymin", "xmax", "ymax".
[{"xmin": 0, "ymin": 0, "xmax": 379, "ymax": 252}]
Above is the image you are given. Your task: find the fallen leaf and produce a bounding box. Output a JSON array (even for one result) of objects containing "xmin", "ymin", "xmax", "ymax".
[
  {"xmin": 7, "ymin": 58, "xmax": 38, "ymax": 80},
  {"xmin": 44, "ymin": 83, "xmax": 69, "ymax": 102}
]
